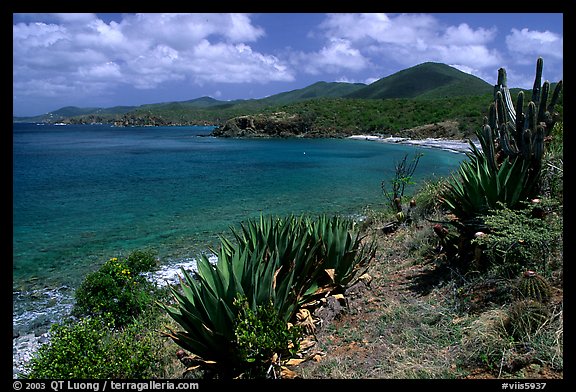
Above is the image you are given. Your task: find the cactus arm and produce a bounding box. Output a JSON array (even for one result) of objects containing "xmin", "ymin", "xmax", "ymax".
[
  {"xmin": 522, "ymin": 128, "xmax": 533, "ymax": 160},
  {"xmin": 502, "ymin": 85, "xmax": 516, "ymax": 125},
  {"xmin": 488, "ymin": 102, "xmax": 498, "ymax": 130},
  {"xmin": 547, "ymin": 80, "xmax": 563, "ymax": 113},
  {"xmin": 499, "ymin": 125, "xmax": 518, "ymax": 157},
  {"xmin": 518, "ymin": 101, "xmax": 537, "ymax": 160},
  {"xmin": 525, "ymin": 101, "xmax": 537, "ymax": 133},
  {"xmin": 512, "ymin": 91, "xmax": 526, "ymax": 144},
  {"xmin": 482, "ymin": 123, "xmax": 498, "ymax": 172},
  {"xmin": 494, "ymin": 68, "xmax": 516, "ymax": 125},
  {"xmin": 515, "ymin": 91, "xmax": 525, "ymax": 136},
  {"xmin": 533, "ymin": 125, "xmax": 545, "ymax": 165},
  {"xmin": 538, "ymin": 81, "xmax": 550, "ymax": 123},
  {"xmin": 495, "ymin": 91, "xmax": 506, "ymax": 128},
  {"xmin": 531, "ymin": 57, "xmax": 544, "ymax": 104}
]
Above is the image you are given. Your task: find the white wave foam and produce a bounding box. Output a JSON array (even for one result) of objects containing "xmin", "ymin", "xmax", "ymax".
[{"xmin": 145, "ymin": 254, "xmax": 217, "ymax": 287}]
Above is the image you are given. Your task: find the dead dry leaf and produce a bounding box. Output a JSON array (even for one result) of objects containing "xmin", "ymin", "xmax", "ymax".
[
  {"xmin": 280, "ymin": 366, "xmax": 299, "ymax": 379},
  {"xmin": 324, "ymin": 268, "xmax": 336, "ymax": 283},
  {"xmin": 285, "ymin": 358, "xmax": 306, "ymax": 366}
]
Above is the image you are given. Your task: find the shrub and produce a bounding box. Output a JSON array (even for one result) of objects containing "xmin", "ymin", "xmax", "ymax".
[
  {"xmin": 472, "ymin": 200, "xmax": 562, "ymax": 277},
  {"xmin": 233, "ymin": 296, "xmax": 303, "ymax": 378},
  {"xmin": 125, "ymin": 249, "xmax": 159, "ymax": 274},
  {"xmin": 540, "ymin": 122, "xmax": 563, "ymax": 200},
  {"xmin": 381, "ymin": 152, "xmax": 423, "ymax": 212},
  {"xmin": 73, "ymin": 250, "xmax": 159, "ymax": 327},
  {"xmin": 22, "ymin": 311, "xmax": 166, "ymax": 379}
]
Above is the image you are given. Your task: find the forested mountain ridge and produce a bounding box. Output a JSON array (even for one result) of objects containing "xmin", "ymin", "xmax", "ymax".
[{"xmin": 13, "ymin": 61, "xmax": 561, "ymax": 137}]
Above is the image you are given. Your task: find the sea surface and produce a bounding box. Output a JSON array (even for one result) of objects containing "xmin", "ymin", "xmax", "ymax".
[{"xmin": 12, "ymin": 123, "xmax": 466, "ymax": 371}]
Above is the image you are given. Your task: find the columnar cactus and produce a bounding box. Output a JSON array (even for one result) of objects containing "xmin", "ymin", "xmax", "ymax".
[{"xmin": 478, "ymin": 57, "xmax": 562, "ymax": 194}]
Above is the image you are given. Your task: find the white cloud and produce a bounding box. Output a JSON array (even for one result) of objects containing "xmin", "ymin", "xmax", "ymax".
[
  {"xmin": 13, "ymin": 13, "xmax": 291, "ymax": 102},
  {"xmin": 442, "ymin": 23, "xmax": 497, "ymax": 45},
  {"xmin": 298, "ymin": 38, "xmax": 370, "ymax": 75},
  {"xmin": 318, "ymin": 13, "xmax": 438, "ymax": 45},
  {"xmin": 78, "ymin": 62, "xmax": 122, "ymax": 80},
  {"xmin": 505, "ymin": 28, "xmax": 563, "ymax": 59},
  {"xmin": 184, "ymin": 41, "xmax": 293, "ymax": 84},
  {"xmin": 308, "ymin": 13, "xmax": 501, "ymax": 75}
]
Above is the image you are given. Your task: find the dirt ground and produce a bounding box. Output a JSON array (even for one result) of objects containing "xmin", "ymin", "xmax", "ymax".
[{"xmin": 287, "ymin": 223, "xmax": 564, "ymax": 381}]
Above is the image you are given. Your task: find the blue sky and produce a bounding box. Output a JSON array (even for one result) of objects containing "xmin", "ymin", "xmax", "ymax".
[{"xmin": 12, "ymin": 13, "xmax": 563, "ymax": 117}]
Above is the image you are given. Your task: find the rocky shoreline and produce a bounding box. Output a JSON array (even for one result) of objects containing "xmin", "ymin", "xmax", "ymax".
[
  {"xmin": 13, "ymin": 333, "xmax": 50, "ymax": 378},
  {"xmin": 12, "ymin": 257, "xmax": 210, "ymax": 379},
  {"xmin": 211, "ymin": 114, "xmax": 477, "ymax": 143},
  {"xmin": 348, "ymin": 134, "xmax": 480, "ymax": 153}
]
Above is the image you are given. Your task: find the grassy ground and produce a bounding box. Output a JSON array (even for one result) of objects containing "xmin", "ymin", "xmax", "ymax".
[{"xmin": 286, "ymin": 208, "xmax": 564, "ymax": 380}]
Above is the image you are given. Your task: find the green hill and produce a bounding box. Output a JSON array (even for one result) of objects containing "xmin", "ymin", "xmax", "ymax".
[
  {"xmin": 259, "ymin": 81, "xmax": 366, "ymax": 105},
  {"xmin": 346, "ymin": 62, "xmax": 493, "ymax": 99},
  {"xmin": 13, "ymin": 62, "xmax": 517, "ymax": 126},
  {"xmin": 13, "ymin": 105, "xmax": 136, "ymax": 123}
]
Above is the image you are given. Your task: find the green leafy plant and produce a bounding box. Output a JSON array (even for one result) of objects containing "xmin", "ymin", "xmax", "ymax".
[
  {"xmin": 73, "ymin": 250, "xmax": 159, "ymax": 327},
  {"xmin": 233, "ymin": 295, "xmax": 303, "ymax": 378},
  {"xmin": 382, "ymin": 152, "xmax": 423, "ymax": 212},
  {"xmin": 306, "ymin": 214, "xmax": 375, "ymax": 289},
  {"xmin": 22, "ymin": 312, "xmax": 166, "ymax": 379},
  {"xmin": 471, "ymin": 201, "xmax": 562, "ymax": 276},
  {"xmin": 124, "ymin": 249, "xmax": 159, "ymax": 274},
  {"xmin": 441, "ymin": 142, "xmax": 534, "ymax": 220},
  {"xmin": 221, "ymin": 214, "xmax": 375, "ymax": 305}
]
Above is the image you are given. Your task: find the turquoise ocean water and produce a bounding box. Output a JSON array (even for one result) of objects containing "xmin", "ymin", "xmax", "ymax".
[{"xmin": 13, "ymin": 123, "xmax": 465, "ymax": 335}]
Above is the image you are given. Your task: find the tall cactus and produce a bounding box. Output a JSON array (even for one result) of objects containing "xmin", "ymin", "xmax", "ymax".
[{"xmin": 479, "ymin": 57, "xmax": 563, "ymax": 196}]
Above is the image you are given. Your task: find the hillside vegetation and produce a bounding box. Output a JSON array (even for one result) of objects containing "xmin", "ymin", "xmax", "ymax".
[
  {"xmin": 13, "ymin": 62, "xmax": 497, "ymax": 130},
  {"xmin": 345, "ymin": 62, "xmax": 493, "ymax": 99},
  {"xmin": 15, "ymin": 61, "xmax": 561, "ymax": 142}
]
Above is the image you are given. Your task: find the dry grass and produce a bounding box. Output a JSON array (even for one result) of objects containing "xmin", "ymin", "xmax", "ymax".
[{"xmin": 290, "ymin": 217, "xmax": 564, "ymax": 380}]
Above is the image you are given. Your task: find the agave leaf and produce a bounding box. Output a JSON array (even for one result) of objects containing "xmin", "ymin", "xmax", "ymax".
[
  {"xmin": 169, "ymin": 331, "xmax": 218, "ymax": 361},
  {"xmin": 164, "ymin": 303, "xmax": 217, "ymax": 349},
  {"xmin": 195, "ymin": 255, "xmax": 223, "ymax": 298}
]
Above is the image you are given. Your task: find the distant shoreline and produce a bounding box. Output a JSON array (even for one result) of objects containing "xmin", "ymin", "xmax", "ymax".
[{"xmin": 348, "ymin": 134, "xmax": 479, "ymax": 154}]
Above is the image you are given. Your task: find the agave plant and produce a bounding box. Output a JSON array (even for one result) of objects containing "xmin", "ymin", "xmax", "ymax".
[
  {"xmin": 161, "ymin": 214, "xmax": 375, "ymax": 378},
  {"xmin": 307, "ymin": 214, "xmax": 375, "ymax": 289},
  {"xmin": 441, "ymin": 140, "xmax": 534, "ymax": 220},
  {"xmin": 222, "ymin": 214, "xmax": 375, "ymax": 298},
  {"xmin": 220, "ymin": 215, "xmax": 327, "ymax": 315}
]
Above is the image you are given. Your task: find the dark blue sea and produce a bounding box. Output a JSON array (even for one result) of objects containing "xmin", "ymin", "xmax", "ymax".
[{"xmin": 12, "ymin": 123, "xmax": 465, "ymax": 339}]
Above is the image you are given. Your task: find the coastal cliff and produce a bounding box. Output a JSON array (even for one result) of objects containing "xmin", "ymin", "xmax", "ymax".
[
  {"xmin": 211, "ymin": 112, "xmax": 315, "ymax": 138},
  {"xmin": 212, "ymin": 112, "xmax": 470, "ymax": 140}
]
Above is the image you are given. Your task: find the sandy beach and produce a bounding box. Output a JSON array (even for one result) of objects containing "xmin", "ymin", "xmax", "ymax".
[{"xmin": 348, "ymin": 134, "xmax": 480, "ymax": 154}]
